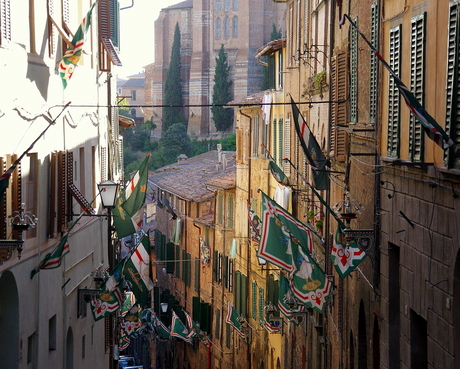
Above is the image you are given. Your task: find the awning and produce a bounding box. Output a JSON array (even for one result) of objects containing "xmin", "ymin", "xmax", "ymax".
[{"xmin": 119, "ymin": 115, "xmax": 135, "ymax": 128}]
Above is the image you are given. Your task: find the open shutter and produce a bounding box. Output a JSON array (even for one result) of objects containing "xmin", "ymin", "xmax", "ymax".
[
  {"xmin": 445, "ymin": 1, "xmax": 460, "ymax": 168},
  {"xmin": 350, "ymin": 17, "xmax": 358, "ymax": 123},
  {"xmin": 388, "ymin": 25, "xmax": 402, "ymax": 158},
  {"xmin": 330, "ymin": 51, "xmax": 349, "ymax": 162},
  {"xmin": 409, "ymin": 13, "xmax": 426, "ymax": 162},
  {"xmin": 0, "ymin": 0, "xmax": 11, "ymax": 45},
  {"xmin": 369, "ymin": 2, "xmax": 380, "ymax": 124}
]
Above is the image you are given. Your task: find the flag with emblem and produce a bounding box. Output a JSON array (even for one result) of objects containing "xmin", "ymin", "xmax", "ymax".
[
  {"xmin": 59, "ymin": 1, "xmax": 98, "ymax": 88},
  {"xmin": 90, "ymin": 261, "xmax": 125, "ymax": 321},
  {"xmin": 278, "ymin": 271, "xmax": 305, "ymax": 325},
  {"xmin": 247, "ymin": 200, "xmax": 261, "ymax": 243},
  {"xmin": 120, "ymin": 305, "xmax": 143, "ymax": 338},
  {"xmin": 331, "ymin": 225, "xmax": 366, "ymax": 278},
  {"xmin": 155, "ymin": 320, "xmax": 171, "ymax": 340},
  {"xmin": 184, "ymin": 310, "xmax": 212, "ymax": 347},
  {"xmin": 257, "ymin": 191, "xmax": 316, "ymax": 271},
  {"xmin": 124, "ymin": 234, "xmax": 153, "ymax": 307},
  {"xmin": 113, "ymin": 154, "xmax": 150, "ymax": 238}
]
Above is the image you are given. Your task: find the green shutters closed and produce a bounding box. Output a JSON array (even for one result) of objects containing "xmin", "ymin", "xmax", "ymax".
[{"xmin": 388, "ymin": 25, "xmax": 402, "ymax": 158}]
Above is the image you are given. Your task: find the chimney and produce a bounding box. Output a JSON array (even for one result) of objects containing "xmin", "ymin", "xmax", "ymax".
[{"xmin": 217, "ymin": 144, "xmax": 222, "ymax": 163}]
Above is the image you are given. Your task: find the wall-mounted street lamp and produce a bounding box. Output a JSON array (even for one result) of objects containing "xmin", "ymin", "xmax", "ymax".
[
  {"xmin": 160, "ymin": 302, "xmax": 169, "ymax": 313},
  {"xmin": 0, "ymin": 203, "xmax": 38, "ymax": 264},
  {"xmin": 97, "ymin": 180, "xmax": 119, "ymax": 270}
]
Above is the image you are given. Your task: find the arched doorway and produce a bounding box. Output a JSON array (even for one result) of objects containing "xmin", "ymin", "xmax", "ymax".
[
  {"xmin": 372, "ymin": 316, "xmax": 380, "ymax": 368},
  {"xmin": 358, "ymin": 301, "xmax": 368, "ymax": 369},
  {"xmin": 0, "ymin": 271, "xmax": 19, "ymax": 369},
  {"xmin": 66, "ymin": 327, "xmax": 74, "ymax": 369}
]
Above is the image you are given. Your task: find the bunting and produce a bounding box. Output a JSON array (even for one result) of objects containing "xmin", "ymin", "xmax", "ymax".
[
  {"xmin": 225, "ymin": 302, "xmax": 247, "ymax": 343},
  {"xmin": 247, "ymin": 201, "xmax": 261, "ymax": 243},
  {"xmin": 171, "ymin": 311, "xmax": 193, "ymax": 345}
]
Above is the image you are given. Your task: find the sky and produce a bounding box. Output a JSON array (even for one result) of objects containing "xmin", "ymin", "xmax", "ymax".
[{"xmin": 117, "ymin": 0, "xmax": 180, "ymax": 78}]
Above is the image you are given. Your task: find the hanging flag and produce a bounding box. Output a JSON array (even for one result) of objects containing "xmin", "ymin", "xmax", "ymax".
[
  {"xmin": 121, "ymin": 291, "xmax": 136, "ymax": 317},
  {"xmin": 247, "ymin": 201, "xmax": 262, "ymax": 243},
  {"xmin": 230, "ymin": 238, "xmax": 237, "ymax": 259},
  {"xmin": 288, "ymin": 232, "xmax": 332, "ymax": 313},
  {"xmin": 290, "ymin": 95, "xmax": 330, "ymax": 190},
  {"xmin": 59, "ymin": 1, "xmax": 98, "ymax": 89},
  {"xmin": 113, "ymin": 154, "xmax": 150, "ymax": 239},
  {"xmin": 225, "ymin": 302, "xmax": 247, "ymax": 343},
  {"xmin": 30, "ymin": 233, "xmax": 70, "ymax": 278},
  {"xmin": 183, "ymin": 310, "xmax": 212, "ymax": 347},
  {"xmin": 120, "ymin": 305, "xmax": 143, "ymax": 338},
  {"xmin": 124, "ymin": 235, "xmax": 154, "ymax": 308},
  {"xmin": 90, "ymin": 261, "xmax": 125, "ymax": 321},
  {"xmin": 331, "ymin": 225, "xmax": 366, "ymax": 278},
  {"xmin": 268, "ymin": 159, "xmax": 291, "ymax": 187},
  {"xmin": 340, "ymin": 14, "xmax": 459, "ymax": 155},
  {"xmin": 155, "ymin": 319, "xmax": 171, "ymax": 340},
  {"xmin": 119, "ymin": 330, "xmax": 131, "ymax": 351},
  {"xmin": 278, "ymin": 271, "xmax": 306, "ymax": 323},
  {"xmin": 257, "ymin": 191, "xmax": 317, "ymax": 271},
  {"xmin": 170, "ymin": 218, "xmax": 181, "ymax": 244},
  {"xmin": 162, "ymin": 195, "xmax": 178, "ymax": 220},
  {"xmin": 171, "ymin": 311, "xmax": 193, "ymax": 345}
]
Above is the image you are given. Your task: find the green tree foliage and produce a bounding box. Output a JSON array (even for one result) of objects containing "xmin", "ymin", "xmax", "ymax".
[
  {"xmin": 122, "ymin": 120, "xmax": 157, "ymax": 152},
  {"xmin": 153, "ymin": 123, "xmax": 193, "ymax": 167},
  {"xmin": 190, "ymin": 134, "xmax": 236, "ymax": 156},
  {"xmin": 261, "ymin": 24, "xmax": 283, "ymax": 91},
  {"xmin": 211, "ymin": 45, "xmax": 234, "ymax": 132},
  {"xmin": 163, "ymin": 23, "xmax": 186, "ymax": 133}
]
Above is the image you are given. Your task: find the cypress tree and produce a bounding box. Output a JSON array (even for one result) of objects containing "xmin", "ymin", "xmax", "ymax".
[
  {"xmin": 163, "ymin": 23, "xmax": 186, "ymax": 133},
  {"xmin": 211, "ymin": 45, "xmax": 233, "ymax": 132}
]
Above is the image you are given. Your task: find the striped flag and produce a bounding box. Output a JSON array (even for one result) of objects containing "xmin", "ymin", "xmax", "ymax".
[
  {"xmin": 340, "ymin": 14, "xmax": 458, "ymax": 154},
  {"xmin": 30, "ymin": 233, "xmax": 70, "ymax": 278},
  {"xmin": 225, "ymin": 302, "xmax": 247, "ymax": 343},
  {"xmin": 171, "ymin": 311, "xmax": 193, "ymax": 345},
  {"xmin": 331, "ymin": 225, "xmax": 366, "ymax": 278}
]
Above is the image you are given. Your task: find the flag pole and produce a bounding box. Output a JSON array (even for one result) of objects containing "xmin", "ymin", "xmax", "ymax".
[{"xmin": 283, "ymin": 158, "xmax": 347, "ymax": 229}]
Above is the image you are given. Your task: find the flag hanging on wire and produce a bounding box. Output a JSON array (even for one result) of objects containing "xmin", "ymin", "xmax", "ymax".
[
  {"xmin": 340, "ymin": 14, "xmax": 459, "ymax": 155},
  {"xmin": 184, "ymin": 310, "xmax": 212, "ymax": 347},
  {"xmin": 59, "ymin": 1, "xmax": 98, "ymax": 89},
  {"xmin": 331, "ymin": 225, "xmax": 366, "ymax": 278},
  {"xmin": 30, "ymin": 233, "xmax": 70, "ymax": 278},
  {"xmin": 257, "ymin": 191, "xmax": 318, "ymax": 271},
  {"xmin": 171, "ymin": 311, "xmax": 193, "ymax": 345},
  {"xmin": 162, "ymin": 195, "xmax": 178, "ymax": 220},
  {"xmin": 225, "ymin": 302, "xmax": 247, "ymax": 343},
  {"xmin": 113, "ymin": 154, "xmax": 150, "ymax": 239},
  {"xmin": 124, "ymin": 234, "xmax": 154, "ymax": 307},
  {"xmin": 90, "ymin": 260, "xmax": 125, "ymax": 321},
  {"xmin": 290, "ymin": 95, "xmax": 330, "ymax": 190},
  {"xmin": 278, "ymin": 271, "xmax": 306, "ymax": 325}
]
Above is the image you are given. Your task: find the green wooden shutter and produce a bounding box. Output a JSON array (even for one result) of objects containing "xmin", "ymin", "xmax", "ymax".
[
  {"xmin": 226, "ymin": 324, "xmax": 231, "ymax": 348},
  {"xmin": 235, "ymin": 271, "xmax": 241, "ymax": 312},
  {"xmin": 409, "ymin": 13, "xmax": 426, "ymax": 162},
  {"xmin": 194, "ymin": 257, "xmax": 200, "ymax": 292},
  {"xmin": 241, "ymin": 274, "xmax": 247, "ymax": 318},
  {"xmin": 186, "ymin": 253, "xmax": 191, "ymax": 287},
  {"xmin": 200, "ymin": 302, "xmax": 211, "ymax": 333},
  {"xmin": 215, "ymin": 308, "xmax": 221, "ymax": 339},
  {"xmin": 223, "ymin": 255, "xmax": 229, "ymax": 289},
  {"xmin": 227, "ymin": 197, "xmax": 234, "ymax": 228},
  {"xmin": 166, "ymin": 242, "xmax": 175, "ymax": 274},
  {"xmin": 278, "ymin": 119, "xmax": 283, "ymax": 167},
  {"xmin": 258, "ymin": 287, "xmax": 264, "ymax": 326},
  {"xmin": 213, "ymin": 250, "xmax": 219, "ymax": 282},
  {"xmin": 217, "ymin": 193, "xmax": 223, "ymax": 224},
  {"xmin": 175, "ymin": 244, "xmax": 180, "ymax": 278},
  {"xmin": 192, "ymin": 296, "xmax": 201, "ymax": 321},
  {"xmin": 252, "ymin": 281, "xmax": 257, "ymax": 320},
  {"xmin": 181, "ymin": 249, "xmax": 186, "ymax": 283},
  {"xmin": 110, "ymin": 0, "xmax": 120, "ymax": 49},
  {"xmin": 388, "ymin": 25, "xmax": 402, "ymax": 158}
]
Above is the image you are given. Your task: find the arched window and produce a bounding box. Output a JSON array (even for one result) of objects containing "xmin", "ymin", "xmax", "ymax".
[
  {"xmin": 224, "ymin": 0, "xmax": 230, "ymax": 12},
  {"xmin": 224, "ymin": 17, "xmax": 230, "ymax": 39},
  {"xmin": 233, "ymin": 0, "xmax": 238, "ymax": 11},
  {"xmin": 216, "ymin": 0, "xmax": 221, "ymax": 12},
  {"xmin": 232, "ymin": 16, "xmax": 238, "ymax": 38},
  {"xmin": 215, "ymin": 18, "xmax": 222, "ymax": 40}
]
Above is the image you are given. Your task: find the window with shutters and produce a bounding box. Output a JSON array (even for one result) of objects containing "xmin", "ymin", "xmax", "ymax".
[
  {"xmin": 0, "ymin": 156, "xmax": 21, "ymax": 241},
  {"xmin": 252, "ymin": 281, "xmax": 257, "ymax": 320},
  {"xmin": 215, "ymin": 308, "xmax": 221, "ymax": 340},
  {"xmin": 258, "ymin": 286, "xmax": 264, "ymax": 325},
  {"xmin": 98, "ymin": 0, "xmax": 122, "ymax": 72},
  {"xmin": 283, "ymin": 118, "xmax": 291, "ymax": 174},
  {"xmin": 304, "ymin": 0, "xmax": 309, "ymax": 50},
  {"xmin": 277, "ymin": 52, "xmax": 284, "ymax": 89},
  {"xmin": 409, "ymin": 13, "xmax": 426, "ymax": 162},
  {"xmin": 217, "ymin": 193, "xmax": 223, "ymax": 224},
  {"xmin": 445, "ymin": 1, "xmax": 460, "ymax": 168},
  {"xmin": 288, "ymin": 3, "xmax": 294, "ymax": 67},
  {"xmin": 227, "ymin": 196, "xmax": 233, "ymax": 229},
  {"xmin": 350, "ymin": 17, "xmax": 358, "ymax": 123},
  {"xmin": 387, "ymin": 25, "xmax": 401, "ymax": 158},
  {"xmin": 0, "ymin": 0, "xmax": 11, "ymax": 44},
  {"xmin": 369, "ymin": 2, "xmax": 379, "ymax": 124},
  {"xmin": 277, "ymin": 118, "xmax": 284, "ymax": 167},
  {"xmin": 181, "ymin": 249, "xmax": 187, "ymax": 283},
  {"xmin": 253, "ymin": 115, "xmax": 260, "ymax": 157},
  {"xmin": 330, "ymin": 51, "xmax": 348, "ymax": 162},
  {"xmin": 175, "ymin": 244, "xmax": 181, "ymax": 278},
  {"xmin": 25, "ymin": 154, "xmax": 38, "ymax": 239},
  {"xmin": 194, "ymin": 257, "xmax": 200, "ymax": 292}
]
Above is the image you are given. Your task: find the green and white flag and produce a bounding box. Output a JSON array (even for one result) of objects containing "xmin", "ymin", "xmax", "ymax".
[
  {"xmin": 90, "ymin": 261, "xmax": 125, "ymax": 321},
  {"xmin": 268, "ymin": 159, "xmax": 291, "ymax": 187},
  {"xmin": 331, "ymin": 225, "xmax": 366, "ymax": 278},
  {"xmin": 155, "ymin": 320, "xmax": 171, "ymax": 340},
  {"xmin": 184, "ymin": 310, "xmax": 212, "ymax": 347},
  {"xmin": 257, "ymin": 191, "xmax": 315, "ymax": 271},
  {"xmin": 59, "ymin": 1, "xmax": 98, "ymax": 88},
  {"xmin": 121, "ymin": 291, "xmax": 136, "ymax": 317},
  {"xmin": 225, "ymin": 302, "xmax": 247, "ymax": 343},
  {"xmin": 113, "ymin": 154, "xmax": 150, "ymax": 238},
  {"xmin": 124, "ymin": 235, "xmax": 153, "ymax": 307},
  {"xmin": 120, "ymin": 305, "xmax": 142, "ymax": 337},
  {"xmin": 278, "ymin": 271, "xmax": 305, "ymax": 325},
  {"xmin": 171, "ymin": 311, "xmax": 193, "ymax": 345},
  {"xmin": 30, "ymin": 233, "xmax": 70, "ymax": 278},
  {"xmin": 288, "ymin": 233, "xmax": 332, "ymax": 313}
]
